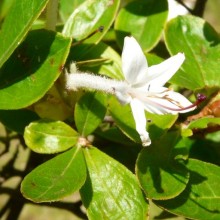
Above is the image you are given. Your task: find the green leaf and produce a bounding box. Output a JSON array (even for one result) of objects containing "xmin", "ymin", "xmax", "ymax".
[
  {"xmin": 59, "ymin": 0, "xmax": 84, "ymax": 22},
  {"xmin": 165, "ymin": 15, "xmax": 220, "ymax": 90},
  {"xmin": 24, "ymin": 119, "xmax": 79, "ymax": 154},
  {"xmin": 145, "ymin": 53, "xmax": 164, "ymax": 66},
  {"xmin": 80, "ymin": 147, "xmax": 148, "ymax": 220},
  {"xmin": 0, "ymin": 30, "xmax": 71, "ymax": 109},
  {"xmin": 71, "ymin": 42, "xmax": 123, "ymax": 80},
  {"xmin": 147, "ymin": 112, "xmax": 178, "ymax": 141},
  {"xmin": 62, "ymin": 0, "xmax": 120, "ymax": 44},
  {"xmin": 114, "ymin": 0, "xmax": 168, "ymax": 51},
  {"xmin": 181, "ymin": 117, "xmax": 220, "ymax": 137},
  {"xmin": 156, "ymin": 159, "xmax": 220, "ymax": 220},
  {"xmin": 0, "ymin": 0, "xmax": 49, "ymax": 68},
  {"xmin": 21, "ymin": 146, "xmax": 86, "ymax": 202},
  {"xmin": 0, "ymin": 109, "xmax": 39, "ymax": 134},
  {"xmin": 206, "ymin": 130, "xmax": 220, "ymax": 143},
  {"xmin": 95, "ymin": 126, "xmax": 135, "ymax": 146},
  {"xmin": 186, "ymin": 117, "xmax": 220, "ymax": 130},
  {"xmin": 136, "ymin": 132, "xmax": 190, "ymax": 200},
  {"xmin": 32, "ymin": 85, "xmax": 73, "ymax": 121},
  {"xmin": 74, "ymin": 92, "xmax": 107, "ymax": 136},
  {"xmin": 0, "ymin": 0, "xmax": 14, "ymax": 22}
]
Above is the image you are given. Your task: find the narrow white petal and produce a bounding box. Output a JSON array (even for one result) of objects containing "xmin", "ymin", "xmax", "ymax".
[
  {"xmin": 122, "ymin": 36, "xmax": 148, "ymax": 85},
  {"xmin": 141, "ymin": 90, "xmax": 196, "ymax": 114},
  {"xmin": 141, "ymin": 102, "xmax": 168, "ymax": 115},
  {"xmin": 115, "ymin": 90, "xmax": 132, "ymax": 105},
  {"xmin": 146, "ymin": 53, "xmax": 185, "ymax": 87},
  {"xmin": 128, "ymin": 87, "xmax": 169, "ymax": 114},
  {"xmin": 130, "ymin": 99, "xmax": 151, "ymax": 146}
]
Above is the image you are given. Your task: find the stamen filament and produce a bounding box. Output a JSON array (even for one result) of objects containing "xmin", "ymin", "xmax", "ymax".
[{"xmin": 142, "ymin": 93, "xmax": 206, "ymax": 112}]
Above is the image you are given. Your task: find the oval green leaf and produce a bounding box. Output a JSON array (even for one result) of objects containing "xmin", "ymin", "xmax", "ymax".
[
  {"xmin": 0, "ymin": 30, "xmax": 71, "ymax": 109},
  {"xmin": 165, "ymin": 15, "xmax": 220, "ymax": 90},
  {"xmin": 136, "ymin": 132, "xmax": 190, "ymax": 200},
  {"xmin": 156, "ymin": 159, "xmax": 220, "ymax": 220},
  {"xmin": 24, "ymin": 119, "xmax": 79, "ymax": 154},
  {"xmin": 21, "ymin": 146, "xmax": 86, "ymax": 202},
  {"xmin": 80, "ymin": 147, "xmax": 148, "ymax": 220},
  {"xmin": 0, "ymin": 0, "xmax": 49, "ymax": 68},
  {"xmin": 115, "ymin": 0, "xmax": 168, "ymax": 51},
  {"xmin": 62, "ymin": 0, "xmax": 120, "ymax": 44},
  {"xmin": 74, "ymin": 92, "xmax": 107, "ymax": 136}
]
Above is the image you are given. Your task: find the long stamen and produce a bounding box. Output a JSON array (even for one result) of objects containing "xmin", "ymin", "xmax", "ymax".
[{"xmin": 144, "ymin": 93, "xmax": 206, "ymax": 112}]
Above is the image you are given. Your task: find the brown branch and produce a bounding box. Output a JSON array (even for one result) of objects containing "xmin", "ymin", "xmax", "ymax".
[
  {"xmin": 192, "ymin": 0, "xmax": 208, "ymax": 17},
  {"xmin": 175, "ymin": 0, "xmax": 208, "ymax": 17}
]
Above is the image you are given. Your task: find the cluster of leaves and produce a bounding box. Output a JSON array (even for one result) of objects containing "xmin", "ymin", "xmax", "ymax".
[{"xmin": 0, "ymin": 0, "xmax": 220, "ymax": 219}]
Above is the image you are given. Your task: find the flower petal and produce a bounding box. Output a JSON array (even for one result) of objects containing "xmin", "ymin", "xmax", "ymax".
[
  {"xmin": 141, "ymin": 101, "xmax": 168, "ymax": 115},
  {"xmin": 146, "ymin": 53, "xmax": 185, "ymax": 87},
  {"xmin": 122, "ymin": 36, "xmax": 148, "ymax": 85},
  {"xmin": 115, "ymin": 90, "xmax": 132, "ymax": 105},
  {"xmin": 130, "ymin": 99, "xmax": 151, "ymax": 146},
  {"xmin": 157, "ymin": 90, "xmax": 196, "ymax": 113}
]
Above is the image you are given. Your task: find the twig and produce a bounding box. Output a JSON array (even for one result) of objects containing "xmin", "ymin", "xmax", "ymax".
[
  {"xmin": 175, "ymin": 0, "xmax": 193, "ymax": 14},
  {"xmin": 45, "ymin": 0, "xmax": 59, "ymax": 31},
  {"xmin": 192, "ymin": 0, "xmax": 208, "ymax": 17}
]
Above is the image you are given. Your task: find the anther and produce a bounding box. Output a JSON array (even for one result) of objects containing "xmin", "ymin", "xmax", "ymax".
[
  {"xmin": 169, "ymin": 93, "xmax": 206, "ymax": 111},
  {"xmin": 196, "ymin": 93, "xmax": 206, "ymax": 103}
]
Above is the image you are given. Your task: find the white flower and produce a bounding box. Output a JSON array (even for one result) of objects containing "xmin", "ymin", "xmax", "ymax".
[{"xmin": 116, "ymin": 36, "xmax": 196, "ymax": 147}]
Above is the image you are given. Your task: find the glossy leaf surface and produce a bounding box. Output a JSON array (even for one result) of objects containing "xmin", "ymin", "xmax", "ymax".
[
  {"xmin": 136, "ymin": 132, "xmax": 189, "ymax": 200},
  {"xmin": 62, "ymin": 0, "xmax": 120, "ymax": 44},
  {"xmin": 80, "ymin": 147, "xmax": 148, "ymax": 220},
  {"xmin": 0, "ymin": 30, "xmax": 71, "ymax": 109},
  {"xmin": 165, "ymin": 15, "xmax": 220, "ymax": 90},
  {"xmin": 115, "ymin": 0, "xmax": 168, "ymax": 51},
  {"xmin": 0, "ymin": 0, "xmax": 49, "ymax": 68},
  {"xmin": 156, "ymin": 159, "xmax": 220, "ymax": 220},
  {"xmin": 59, "ymin": 0, "xmax": 84, "ymax": 22},
  {"xmin": 74, "ymin": 92, "xmax": 107, "ymax": 136},
  {"xmin": 24, "ymin": 119, "xmax": 79, "ymax": 154},
  {"xmin": 21, "ymin": 147, "xmax": 86, "ymax": 202}
]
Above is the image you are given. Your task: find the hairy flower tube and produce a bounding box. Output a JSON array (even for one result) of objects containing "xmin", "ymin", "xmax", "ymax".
[{"xmin": 65, "ymin": 36, "xmax": 197, "ymax": 147}]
